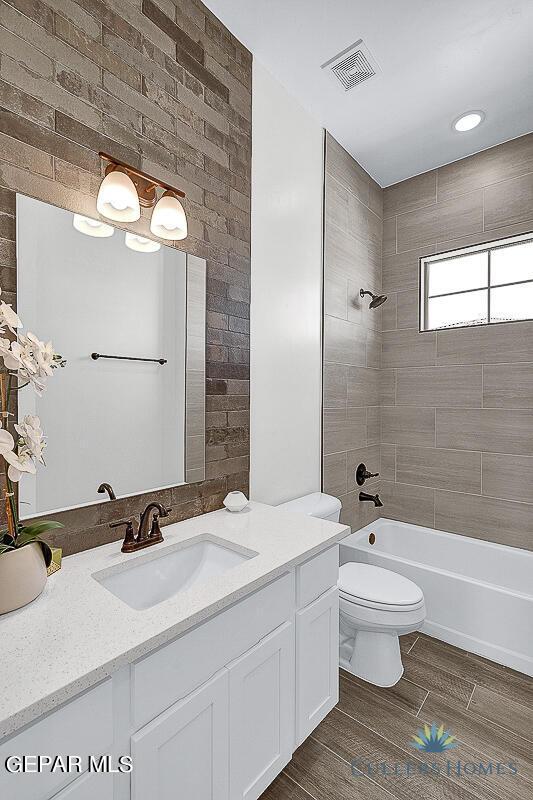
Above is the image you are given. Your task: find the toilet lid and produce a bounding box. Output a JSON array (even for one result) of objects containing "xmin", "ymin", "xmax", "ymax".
[{"xmin": 338, "ymin": 563, "xmax": 423, "ymax": 606}]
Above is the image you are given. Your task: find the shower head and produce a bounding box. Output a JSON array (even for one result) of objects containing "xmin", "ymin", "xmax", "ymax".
[{"xmin": 360, "ymin": 288, "xmax": 388, "ymax": 309}]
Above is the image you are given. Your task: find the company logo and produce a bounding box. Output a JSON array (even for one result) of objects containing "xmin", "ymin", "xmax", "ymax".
[{"xmin": 411, "ymin": 723, "xmax": 458, "ymax": 753}]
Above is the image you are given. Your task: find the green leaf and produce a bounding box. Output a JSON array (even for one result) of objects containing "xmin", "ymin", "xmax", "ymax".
[
  {"xmin": 37, "ymin": 540, "xmax": 53, "ymax": 568},
  {"xmin": 14, "ymin": 530, "xmax": 42, "ymax": 548},
  {"xmin": 0, "ymin": 531, "xmax": 15, "ymax": 547},
  {"xmin": 19, "ymin": 521, "xmax": 64, "ymax": 537},
  {"xmin": 0, "ymin": 542, "xmax": 15, "ymax": 555}
]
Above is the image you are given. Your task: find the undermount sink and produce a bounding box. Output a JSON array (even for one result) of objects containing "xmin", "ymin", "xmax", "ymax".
[{"xmin": 93, "ymin": 536, "xmax": 257, "ymax": 610}]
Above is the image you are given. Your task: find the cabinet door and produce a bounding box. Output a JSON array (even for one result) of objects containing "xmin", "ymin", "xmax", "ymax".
[
  {"xmin": 228, "ymin": 622, "xmax": 294, "ymax": 800},
  {"xmin": 295, "ymin": 587, "xmax": 339, "ymax": 746},
  {"xmin": 131, "ymin": 669, "xmax": 229, "ymax": 800}
]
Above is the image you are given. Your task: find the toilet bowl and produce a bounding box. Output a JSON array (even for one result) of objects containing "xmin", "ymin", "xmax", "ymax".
[{"xmin": 339, "ymin": 562, "xmax": 425, "ymax": 687}]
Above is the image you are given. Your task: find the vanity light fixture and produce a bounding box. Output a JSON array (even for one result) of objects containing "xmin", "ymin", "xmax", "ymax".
[
  {"xmin": 96, "ymin": 153, "xmax": 187, "ymax": 240},
  {"xmin": 125, "ymin": 232, "xmax": 161, "ymax": 253},
  {"xmin": 96, "ymin": 167, "xmax": 140, "ymax": 223},
  {"xmin": 452, "ymin": 111, "xmax": 485, "ymax": 132},
  {"xmin": 150, "ymin": 192, "xmax": 187, "ymax": 241},
  {"xmin": 73, "ymin": 214, "xmax": 114, "ymax": 238}
]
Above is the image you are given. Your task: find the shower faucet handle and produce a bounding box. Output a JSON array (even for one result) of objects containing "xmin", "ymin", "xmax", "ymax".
[{"xmin": 356, "ymin": 463, "xmax": 380, "ymax": 486}]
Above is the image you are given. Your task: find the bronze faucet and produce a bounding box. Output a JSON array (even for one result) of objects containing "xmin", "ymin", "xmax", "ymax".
[{"xmin": 110, "ymin": 502, "xmax": 171, "ymax": 553}]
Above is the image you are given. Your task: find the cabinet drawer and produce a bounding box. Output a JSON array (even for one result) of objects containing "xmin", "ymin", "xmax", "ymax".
[
  {"xmin": 132, "ymin": 572, "xmax": 294, "ymax": 729},
  {"xmin": 0, "ymin": 679, "xmax": 113, "ymax": 800},
  {"xmin": 296, "ymin": 545, "xmax": 338, "ymax": 608}
]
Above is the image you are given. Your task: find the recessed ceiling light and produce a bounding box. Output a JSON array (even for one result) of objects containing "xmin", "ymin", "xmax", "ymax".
[{"xmin": 453, "ymin": 111, "xmax": 485, "ymax": 132}]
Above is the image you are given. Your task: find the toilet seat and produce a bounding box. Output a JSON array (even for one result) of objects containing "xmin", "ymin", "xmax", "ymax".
[
  {"xmin": 339, "ymin": 589, "xmax": 425, "ymax": 612},
  {"xmin": 339, "ymin": 563, "xmax": 424, "ymax": 610}
]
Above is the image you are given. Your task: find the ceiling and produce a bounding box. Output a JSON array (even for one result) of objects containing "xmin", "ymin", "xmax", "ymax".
[{"xmin": 204, "ymin": 0, "xmax": 533, "ymax": 186}]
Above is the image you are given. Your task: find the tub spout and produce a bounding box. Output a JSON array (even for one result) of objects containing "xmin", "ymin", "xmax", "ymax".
[{"xmin": 359, "ymin": 491, "xmax": 383, "ymax": 508}]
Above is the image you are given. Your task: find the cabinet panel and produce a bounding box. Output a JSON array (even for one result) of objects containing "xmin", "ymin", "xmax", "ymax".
[
  {"xmin": 131, "ymin": 670, "xmax": 229, "ymax": 800},
  {"xmin": 295, "ymin": 587, "xmax": 339, "ymax": 746},
  {"xmin": 133, "ymin": 572, "xmax": 293, "ymax": 729},
  {"xmin": 228, "ymin": 623, "xmax": 293, "ymax": 800},
  {"xmin": 51, "ymin": 772, "xmax": 113, "ymax": 800},
  {"xmin": 0, "ymin": 680, "xmax": 113, "ymax": 800}
]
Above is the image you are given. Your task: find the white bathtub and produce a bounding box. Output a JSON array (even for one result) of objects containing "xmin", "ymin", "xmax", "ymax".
[{"xmin": 340, "ymin": 518, "xmax": 533, "ymax": 677}]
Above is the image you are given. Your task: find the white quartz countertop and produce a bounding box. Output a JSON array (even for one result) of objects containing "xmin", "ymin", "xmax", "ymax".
[{"xmin": 0, "ymin": 502, "xmax": 348, "ymax": 738}]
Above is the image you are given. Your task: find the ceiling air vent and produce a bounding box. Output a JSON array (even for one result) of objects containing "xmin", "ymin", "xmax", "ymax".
[{"xmin": 321, "ymin": 39, "xmax": 381, "ymax": 91}]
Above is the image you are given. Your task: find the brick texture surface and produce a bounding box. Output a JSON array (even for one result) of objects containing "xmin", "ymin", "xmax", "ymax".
[{"xmin": 0, "ymin": 0, "xmax": 251, "ymax": 555}]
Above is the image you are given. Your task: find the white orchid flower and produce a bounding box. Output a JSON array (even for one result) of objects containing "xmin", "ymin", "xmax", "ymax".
[
  {"xmin": 2, "ymin": 448, "xmax": 37, "ymax": 482},
  {"xmin": 0, "ymin": 290, "xmax": 22, "ymax": 334},
  {"xmin": 0, "ymin": 423, "xmax": 35, "ymax": 482},
  {"xmin": 0, "ymin": 337, "xmax": 22, "ymax": 371},
  {"xmin": 15, "ymin": 414, "xmax": 46, "ymax": 465},
  {"xmin": 26, "ymin": 333, "xmax": 56, "ymax": 377}
]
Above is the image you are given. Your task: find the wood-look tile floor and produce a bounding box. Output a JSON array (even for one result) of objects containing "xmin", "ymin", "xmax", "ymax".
[{"xmin": 260, "ymin": 633, "xmax": 533, "ymax": 800}]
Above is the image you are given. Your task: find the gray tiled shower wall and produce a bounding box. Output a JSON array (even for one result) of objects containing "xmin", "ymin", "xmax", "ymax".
[{"xmin": 324, "ymin": 132, "xmax": 533, "ymax": 550}]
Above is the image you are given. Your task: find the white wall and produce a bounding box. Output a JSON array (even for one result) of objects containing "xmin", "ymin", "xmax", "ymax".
[
  {"xmin": 17, "ymin": 195, "xmax": 186, "ymax": 516},
  {"xmin": 250, "ymin": 62, "xmax": 324, "ymax": 505}
]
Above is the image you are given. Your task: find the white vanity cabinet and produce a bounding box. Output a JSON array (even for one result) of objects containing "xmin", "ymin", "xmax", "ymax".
[{"xmin": 1, "ymin": 546, "xmax": 339, "ymax": 800}]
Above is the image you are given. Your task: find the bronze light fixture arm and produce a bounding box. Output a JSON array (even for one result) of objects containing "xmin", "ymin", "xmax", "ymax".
[{"xmin": 98, "ymin": 152, "xmax": 185, "ymax": 208}]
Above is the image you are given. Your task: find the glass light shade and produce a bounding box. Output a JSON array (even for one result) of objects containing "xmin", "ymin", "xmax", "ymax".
[
  {"xmin": 96, "ymin": 169, "xmax": 140, "ymax": 222},
  {"xmin": 150, "ymin": 192, "xmax": 187, "ymax": 241},
  {"xmin": 125, "ymin": 232, "xmax": 161, "ymax": 253},
  {"xmin": 72, "ymin": 214, "xmax": 114, "ymax": 238}
]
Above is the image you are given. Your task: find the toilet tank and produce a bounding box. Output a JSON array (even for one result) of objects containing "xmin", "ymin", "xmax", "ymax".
[{"xmin": 276, "ymin": 492, "xmax": 342, "ymax": 522}]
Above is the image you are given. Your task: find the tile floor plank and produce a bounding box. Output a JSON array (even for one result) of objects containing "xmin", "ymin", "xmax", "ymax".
[
  {"xmin": 339, "ymin": 675, "xmax": 533, "ymax": 800},
  {"xmin": 313, "ymin": 707, "xmax": 482, "ymax": 800},
  {"xmin": 285, "ymin": 736, "xmax": 394, "ymax": 800},
  {"xmin": 468, "ymin": 684, "xmax": 533, "ymax": 743},
  {"xmin": 411, "ymin": 635, "xmax": 533, "ymax": 708},
  {"xmin": 420, "ymin": 691, "xmax": 533, "ymax": 782},
  {"xmin": 259, "ymin": 771, "xmax": 316, "ymax": 800},
  {"xmin": 341, "ymin": 668, "xmax": 428, "ymax": 715},
  {"xmin": 402, "ymin": 652, "xmax": 475, "ymax": 707}
]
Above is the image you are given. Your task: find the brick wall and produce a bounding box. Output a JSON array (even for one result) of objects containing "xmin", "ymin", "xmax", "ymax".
[{"xmin": 0, "ymin": 0, "xmax": 251, "ymax": 554}]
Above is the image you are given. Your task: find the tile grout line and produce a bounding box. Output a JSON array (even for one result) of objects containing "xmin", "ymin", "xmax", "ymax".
[
  {"xmin": 465, "ymin": 683, "xmax": 476, "ymax": 711},
  {"xmin": 406, "ymin": 635, "xmax": 419, "ymax": 654},
  {"xmin": 416, "ymin": 689, "xmax": 430, "ymax": 717},
  {"xmin": 309, "ymin": 734, "xmax": 400, "ymax": 800},
  {"xmin": 404, "ymin": 638, "xmax": 533, "ymax": 719},
  {"xmin": 281, "ymin": 770, "xmax": 319, "ymax": 800}
]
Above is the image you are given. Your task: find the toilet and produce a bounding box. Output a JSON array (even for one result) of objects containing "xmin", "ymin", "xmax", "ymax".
[
  {"xmin": 276, "ymin": 492, "xmax": 426, "ymax": 688},
  {"xmin": 276, "ymin": 491, "xmax": 343, "ymax": 521},
  {"xmin": 339, "ymin": 563, "xmax": 425, "ymax": 686}
]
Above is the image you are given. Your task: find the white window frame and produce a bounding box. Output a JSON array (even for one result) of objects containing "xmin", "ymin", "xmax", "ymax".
[{"xmin": 419, "ymin": 231, "xmax": 533, "ymax": 332}]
